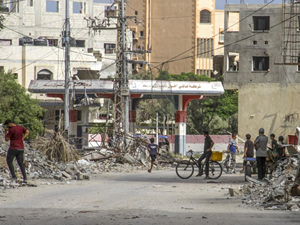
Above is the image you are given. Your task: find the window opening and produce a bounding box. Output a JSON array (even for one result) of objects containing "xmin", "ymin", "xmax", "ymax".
[
  {"xmin": 0, "ymin": 39, "xmax": 12, "ymax": 45},
  {"xmin": 253, "ymin": 16, "xmax": 270, "ymax": 31},
  {"xmin": 200, "ymin": 10, "xmax": 211, "ymax": 23},
  {"xmin": 104, "ymin": 43, "xmax": 116, "ymax": 54},
  {"xmin": 37, "ymin": 69, "xmax": 53, "ymax": 80},
  {"xmin": 46, "ymin": 1, "xmax": 59, "ymax": 13},
  {"xmin": 227, "ymin": 52, "xmax": 239, "ymax": 71},
  {"xmin": 253, "ymin": 56, "xmax": 269, "ymax": 71}
]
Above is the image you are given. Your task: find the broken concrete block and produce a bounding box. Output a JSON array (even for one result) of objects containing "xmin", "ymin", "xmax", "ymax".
[
  {"xmin": 229, "ymin": 188, "xmax": 235, "ymax": 197},
  {"xmin": 290, "ymin": 204, "xmax": 300, "ymax": 212},
  {"xmin": 62, "ymin": 171, "xmax": 72, "ymax": 179},
  {"xmin": 83, "ymin": 174, "xmax": 89, "ymax": 180},
  {"xmin": 77, "ymin": 173, "xmax": 84, "ymax": 180},
  {"xmin": 54, "ymin": 173, "xmax": 62, "ymax": 180}
]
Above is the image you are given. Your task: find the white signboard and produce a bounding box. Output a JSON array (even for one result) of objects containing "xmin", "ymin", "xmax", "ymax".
[{"xmin": 29, "ymin": 80, "xmax": 224, "ymax": 96}]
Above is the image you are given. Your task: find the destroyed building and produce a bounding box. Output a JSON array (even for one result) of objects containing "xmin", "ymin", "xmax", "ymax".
[{"xmin": 223, "ymin": 2, "xmax": 300, "ymax": 139}]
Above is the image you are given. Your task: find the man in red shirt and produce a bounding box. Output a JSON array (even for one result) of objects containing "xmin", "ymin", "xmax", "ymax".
[{"xmin": 4, "ymin": 119, "xmax": 30, "ymax": 181}]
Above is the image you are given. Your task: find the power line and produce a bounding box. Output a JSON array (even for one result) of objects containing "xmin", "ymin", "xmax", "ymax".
[
  {"xmin": 153, "ymin": 6, "xmax": 297, "ymax": 65},
  {"xmin": 161, "ymin": 0, "xmax": 276, "ymax": 65}
]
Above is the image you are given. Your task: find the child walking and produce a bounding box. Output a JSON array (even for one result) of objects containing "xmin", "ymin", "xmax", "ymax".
[{"xmin": 147, "ymin": 138, "xmax": 160, "ymax": 173}]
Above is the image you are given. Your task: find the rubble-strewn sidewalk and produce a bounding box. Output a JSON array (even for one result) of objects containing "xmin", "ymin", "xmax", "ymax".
[
  {"xmin": 236, "ymin": 155, "xmax": 300, "ymax": 211},
  {"xmin": 0, "ymin": 129, "xmax": 178, "ymax": 190}
]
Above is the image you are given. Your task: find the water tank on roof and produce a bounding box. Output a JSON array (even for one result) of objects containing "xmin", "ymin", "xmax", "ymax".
[
  {"xmin": 19, "ymin": 37, "xmax": 34, "ymax": 46},
  {"xmin": 34, "ymin": 38, "xmax": 48, "ymax": 46}
]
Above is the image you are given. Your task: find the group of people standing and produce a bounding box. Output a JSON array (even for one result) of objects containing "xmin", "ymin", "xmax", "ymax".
[{"xmin": 227, "ymin": 128, "xmax": 287, "ymax": 181}]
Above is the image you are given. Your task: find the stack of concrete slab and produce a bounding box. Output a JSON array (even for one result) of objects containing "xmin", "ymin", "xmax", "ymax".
[{"xmin": 238, "ymin": 156, "xmax": 300, "ymax": 211}]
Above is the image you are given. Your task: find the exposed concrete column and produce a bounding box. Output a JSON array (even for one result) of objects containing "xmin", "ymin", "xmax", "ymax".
[
  {"xmin": 174, "ymin": 109, "xmax": 187, "ymax": 156},
  {"xmin": 174, "ymin": 95, "xmax": 186, "ymax": 155},
  {"xmin": 174, "ymin": 95, "xmax": 204, "ymax": 155},
  {"xmin": 129, "ymin": 110, "xmax": 137, "ymax": 134}
]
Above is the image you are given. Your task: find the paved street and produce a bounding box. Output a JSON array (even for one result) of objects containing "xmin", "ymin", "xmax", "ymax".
[{"xmin": 0, "ymin": 168, "xmax": 299, "ymax": 225}]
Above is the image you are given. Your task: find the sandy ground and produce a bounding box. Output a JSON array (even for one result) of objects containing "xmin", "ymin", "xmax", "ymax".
[{"xmin": 0, "ymin": 168, "xmax": 300, "ymax": 225}]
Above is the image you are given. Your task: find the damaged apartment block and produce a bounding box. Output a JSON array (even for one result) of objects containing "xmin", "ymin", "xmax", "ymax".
[{"xmin": 223, "ymin": 2, "xmax": 300, "ymax": 139}]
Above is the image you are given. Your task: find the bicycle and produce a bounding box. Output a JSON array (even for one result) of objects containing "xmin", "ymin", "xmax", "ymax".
[
  {"xmin": 176, "ymin": 150, "xmax": 222, "ymax": 179},
  {"xmin": 221, "ymin": 151, "xmax": 235, "ymax": 174}
]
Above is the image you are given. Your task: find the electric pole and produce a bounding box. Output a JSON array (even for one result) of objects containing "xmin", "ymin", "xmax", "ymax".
[
  {"xmin": 88, "ymin": 0, "xmax": 147, "ymax": 150},
  {"xmin": 121, "ymin": 0, "xmax": 130, "ymax": 135},
  {"xmin": 64, "ymin": 0, "xmax": 70, "ymax": 135}
]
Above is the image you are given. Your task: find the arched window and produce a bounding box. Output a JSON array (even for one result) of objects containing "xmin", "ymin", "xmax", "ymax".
[
  {"xmin": 37, "ymin": 69, "xmax": 52, "ymax": 80},
  {"xmin": 200, "ymin": 10, "xmax": 211, "ymax": 24}
]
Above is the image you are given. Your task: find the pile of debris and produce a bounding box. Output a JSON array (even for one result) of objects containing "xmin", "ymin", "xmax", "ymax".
[
  {"xmin": 0, "ymin": 128, "xmax": 177, "ymax": 189},
  {"xmin": 238, "ymin": 155, "xmax": 300, "ymax": 211}
]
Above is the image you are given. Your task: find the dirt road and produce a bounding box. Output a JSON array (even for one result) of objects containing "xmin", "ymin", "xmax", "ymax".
[{"xmin": 0, "ymin": 169, "xmax": 299, "ymax": 225}]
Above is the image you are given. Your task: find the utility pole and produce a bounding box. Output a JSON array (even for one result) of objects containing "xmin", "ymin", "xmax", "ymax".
[
  {"xmin": 114, "ymin": 0, "xmax": 129, "ymax": 144},
  {"xmin": 87, "ymin": 0, "xmax": 148, "ymax": 150},
  {"xmin": 121, "ymin": 0, "xmax": 130, "ymax": 135},
  {"xmin": 156, "ymin": 113, "xmax": 159, "ymax": 145},
  {"xmin": 64, "ymin": 0, "xmax": 70, "ymax": 135}
]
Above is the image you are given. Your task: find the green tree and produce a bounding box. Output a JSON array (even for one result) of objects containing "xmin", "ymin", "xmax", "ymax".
[
  {"xmin": 0, "ymin": 70, "xmax": 45, "ymax": 139},
  {"xmin": 186, "ymin": 89, "xmax": 238, "ymax": 134},
  {"xmin": 0, "ymin": 8, "xmax": 5, "ymax": 30}
]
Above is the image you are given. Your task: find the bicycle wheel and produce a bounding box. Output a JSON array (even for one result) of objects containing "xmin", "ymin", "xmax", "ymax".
[
  {"xmin": 176, "ymin": 160, "xmax": 194, "ymax": 179},
  {"xmin": 245, "ymin": 164, "xmax": 251, "ymax": 181},
  {"xmin": 222, "ymin": 159, "xmax": 233, "ymax": 174},
  {"xmin": 222, "ymin": 159, "xmax": 229, "ymax": 174},
  {"xmin": 208, "ymin": 161, "xmax": 222, "ymax": 179}
]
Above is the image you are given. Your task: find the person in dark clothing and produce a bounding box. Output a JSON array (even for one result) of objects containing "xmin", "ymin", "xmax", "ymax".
[
  {"xmin": 197, "ymin": 130, "xmax": 214, "ymax": 179},
  {"xmin": 254, "ymin": 128, "xmax": 268, "ymax": 180},
  {"xmin": 270, "ymin": 133, "xmax": 277, "ymax": 151},
  {"xmin": 268, "ymin": 133, "xmax": 279, "ymax": 162},
  {"xmin": 147, "ymin": 138, "xmax": 160, "ymax": 173},
  {"xmin": 241, "ymin": 134, "xmax": 254, "ymax": 173},
  {"xmin": 4, "ymin": 119, "xmax": 30, "ymax": 181},
  {"xmin": 276, "ymin": 136, "xmax": 286, "ymax": 161}
]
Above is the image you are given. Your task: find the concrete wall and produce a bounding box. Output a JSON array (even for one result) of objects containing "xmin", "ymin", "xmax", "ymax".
[
  {"xmin": 238, "ymin": 83, "xmax": 300, "ymax": 140},
  {"xmin": 149, "ymin": 0, "xmax": 195, "ymax": 74}
]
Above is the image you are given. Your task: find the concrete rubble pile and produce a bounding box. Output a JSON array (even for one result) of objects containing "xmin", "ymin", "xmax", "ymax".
[
  {"xmin": 238, "ymin": 155, "xmax": 300, "ymax": 211},
  {"xmin": 0, "ymin": 128, "xmax": 177, "ymax": 189}
]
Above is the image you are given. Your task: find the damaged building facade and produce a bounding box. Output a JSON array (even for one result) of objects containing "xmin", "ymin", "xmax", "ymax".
[
  {"xmin": 223, "ymin": 3, "xmax": 300, "ymax": 140},
  {"xmin": 126, "ymin": 0, "xmax": 237, "ymax": 77},
  {"xmin": 0, "ymin": 0, "xmax": 120, "ymax": 148}
]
